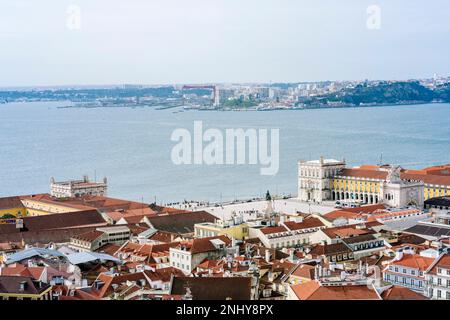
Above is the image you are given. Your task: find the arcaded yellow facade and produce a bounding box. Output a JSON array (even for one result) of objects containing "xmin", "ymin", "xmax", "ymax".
[
  {"xmin": 331, "ymin": 177, "xmax": 449, "ymax": 202},
  {"xmin": 424, "ymin": 186, "xmax": 450, "ymax": 200}
]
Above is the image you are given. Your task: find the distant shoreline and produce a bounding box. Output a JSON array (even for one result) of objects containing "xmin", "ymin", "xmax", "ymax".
[{"xmin": 2, "ymin": 99, "xmax": 449, "ymax": 113}]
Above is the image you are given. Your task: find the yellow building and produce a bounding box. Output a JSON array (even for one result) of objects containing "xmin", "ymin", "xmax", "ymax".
[
  {"xmin": 20, "ymin": 195, "xmax": 87, "ymax": 216},
  {"xmin": 194, "ymin": 219, "xmax": 249, "ymax": 240},
  {"xmin": 0, "ymin": 196, "xmax": 27, "ymax": 218},
  {"xmin": 329, "ymin": 166, "xmax": 450, "ymax": 204},
  {"xmin": 331, "ymin": 176, "xmax": 383, "ymax": 204},
  {"xmin": 0, "ymin": 194, "xmax": 92, "ymax": 219},
  {"xmin": 299, "ymin": 159, "xmax": 450, "ymax": 205}
]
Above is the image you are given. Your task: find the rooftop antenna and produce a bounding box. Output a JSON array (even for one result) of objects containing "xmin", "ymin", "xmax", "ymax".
[
  {"xmin": 94, "ymin": 170, "xmax": 97, "ymax": 182},
  {"xmin": 379, "ymin": 153, "xmax": 383, "ymax": 166}
]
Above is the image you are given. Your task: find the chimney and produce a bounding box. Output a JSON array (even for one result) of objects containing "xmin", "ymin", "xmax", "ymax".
[
  {"xmin": 394, "ymin": 250, "xmax": 404, "ymax": 261},
  {"xmin": 289, "ymin": 249, "xmax": 294, "ymax": 262},
  {"xmin": 182, "ymin": 287, "xmax": 193, "ymax": 300},
  {"xmin": 265, "ymin": 250, "xmax": 271, "ymax": 263}
]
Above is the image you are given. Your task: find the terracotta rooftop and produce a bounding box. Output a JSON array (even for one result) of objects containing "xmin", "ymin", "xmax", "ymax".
[
  {"xmin": 147, "ymin": 211, "xmax": 216, "ymax": 234},
  {"xmin": 71, "ymin": 230, "xmax": 104, "ymax": 242},
  {"xmin": 260, "ymin": 225, "xmax": 288, "ymax": 235},
  {"xmin": 427, "ymin": 253, "xmax": 450, "ymax": 275},
  {"xmin": 290, "ymin": 264, "xmax": 316, "ymax": 280},
  {"xmin": 388, "ymin": 254, "xmax": 434, "ymax": 271},
  {"xmin": 321, "ymin": 224, "xmax": 375, "ymax": 239},
  {"xmin": 171, "ymin": 276, "xmax": 252, "ymax": 300},
  {"xmin": 0, "ymin": 275, "xmax": 51, "ymax": 295},
  {"xmin": 381, "ymin": 285, "xmax": 428, "ymax": 300},
  {"xmin": 0, "ymin": 196, "xmax": 25, "ymax": 210},
  {"xmin": 20, "ymin": 194, "xmax": 150, "ymax": 213},
  {"xmin": 309, "ymin": 242, "xmax": 351, "ymax": 257},
  {"xmin": 283, "ymin": 217, "xmax": 325, "ymax": 231},
  {"xmin": 0, "ymin": 209, "xmax": 107, "ymax": 235},
  {"xmin": 337, "ymin": 167, "xmax": 450, "ymax": 186},
  {"xmin": 325, "ymin": 204, "xmax": 386, "ymax": 221},
  {"xmin": 175, "ymin": 235, "xmax": 231, "ymax": 254},
  {"xmin": 290, "ymin": 280, "xmax": 381, "ymax": 300}
]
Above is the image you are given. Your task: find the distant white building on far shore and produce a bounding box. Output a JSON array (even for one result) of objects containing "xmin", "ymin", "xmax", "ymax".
[{"xmin": 50, "ymin": 175, "xmax": 107, "ymax": 198}]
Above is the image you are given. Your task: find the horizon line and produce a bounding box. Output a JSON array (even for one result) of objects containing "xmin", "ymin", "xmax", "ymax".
[{"xmin": 1, "ymin": 75, "xmax": 448, "ymax": 90}]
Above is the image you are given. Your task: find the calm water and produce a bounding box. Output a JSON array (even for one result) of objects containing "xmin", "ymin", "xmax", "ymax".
[{"xmin": 0, "ymin": 102, "xmax": 449, "ymax": 203}]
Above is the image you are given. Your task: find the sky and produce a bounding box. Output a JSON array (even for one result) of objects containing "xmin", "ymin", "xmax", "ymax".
[{"xmin": 0, "ymin": 0, "xmax": 449, "ymax": 87}]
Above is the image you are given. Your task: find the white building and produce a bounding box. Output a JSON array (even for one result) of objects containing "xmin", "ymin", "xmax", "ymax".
[
  {"xmin": 425, "ymin": 253, "xmax": 450, "ymax": 300},
  {"xmin": 383, "ymin": 250, "xmax": 434, "ymax": 294},
  {"xmin": 382, "ymin": 166, "xmax": 424, "ymax": 208},
  {"xmin": 69, "ymin": 226, "xmax": 130, "ymax": 252},
  {"xmin": 50, "ymin": 176, "xmax": 107, "ymax": 198},
  {"xmin": 298, "ymin": 158, "xmax": 424, "ymax": 208},
  {"xmin": 169, "ymin": 236, "xmax": 230, "ymax": 274},
  {"xmin": 298, "ymin": 157, "xmax": 346, "ymax": 202},
  {"xmin": 250, "ymin": 216, "xmax": 325, "ymax": 249}
]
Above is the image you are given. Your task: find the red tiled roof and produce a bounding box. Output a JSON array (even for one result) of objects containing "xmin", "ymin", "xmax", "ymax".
[
  {"xmin": 427, "ymin": 253, "xmax": 450, "ymax": 275},
  {"xmin": 171, "ymin": 276, "xmax": 252, "ymax": 300},
  {"xmin": 147, "ymin": 211, "xmax": 216, "ymax": 234},
  {"xmin": 283, "ymin": 217, "xmax": 325, "ymax": 231},
  {"xmin": 381, "ymin": 285, "xmax": 428, "ymax": 300},
  {"xmin": 0, "ymin": 264, "xmax": 45, "ymax": 280},
  {"xmin": 389, "ymin": 254, "xmax": 434, "ymax": 271},
  {"xmin": 325, "ymin": 204, "xmax": 386, "ymax": 221},
  {"xmin": 0, "ymin": 210, "xmax": 107, "ymax": 235},
  {"xmin": 0, "ymin": 276, "xmax": 51, "ymax": 295},
  {"xmin": 337, "ymin": 168, "xmax": 450, "ymax": 186},
  {"xmin": 0, "ymin": 196, "xmax": 24, "ymax": 210},
  {"xmin": 338, "ymin": 168, "xmax": 388, "ymax": 180},
  {"xmin": 260, "ymin": 226, "xmax": 288, "ymax": 235},
  {"xmin": 290, "ymin": 280, "xmax": 381, "ymax": 300},
  {"xmin": 188, "ymin": 235, "xmax": 231, "ymax": 254},
  {"xmin": 321, "ymin": 224, "xmax": 375, "ymax": 239},
  {"xmin": 106, "ymin": 207, "xmax": 157, "ymax": 222},
  {"xmin": 72, "ymin": 230, "xmax": 104, "ymax": 242},
  {"xmin": 291, "ymin": 264, "xmax": 316, "ymax": 280}
]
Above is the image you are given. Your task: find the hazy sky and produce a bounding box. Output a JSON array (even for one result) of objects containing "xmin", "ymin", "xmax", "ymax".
[{"xmin": 0, "ymin": 0, "xmax": 449, "ymax": 87}]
